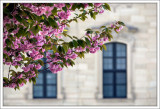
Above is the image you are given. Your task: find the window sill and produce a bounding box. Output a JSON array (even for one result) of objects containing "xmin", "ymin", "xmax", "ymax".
[{"xmin": 96, "ymin": 98, "xmax": 134, "ymax": 104}]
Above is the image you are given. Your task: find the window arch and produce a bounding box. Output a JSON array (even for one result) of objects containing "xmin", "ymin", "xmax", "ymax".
[
  {"xmin": 103, "ymin": 42, "xmax": 127, "ymax": 98},
  {"xmin": 33, "ymin": 51, "xmax": 57, "ymax": 98}
]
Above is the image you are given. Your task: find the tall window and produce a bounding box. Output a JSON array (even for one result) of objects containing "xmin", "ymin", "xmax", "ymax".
[
  {"xmin": 103, "ymin": 42, "xmax": 127, "ymax": 98},
  {"xmin": 33, "ymin": 51, "xmax": 57, "ymax": 98}
]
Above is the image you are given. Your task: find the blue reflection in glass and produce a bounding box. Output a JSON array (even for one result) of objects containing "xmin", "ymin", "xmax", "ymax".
[
  {"xmin": 33, "ymin": 86, "xmax": 43, "ymax": 97},
  {"xmin": 116, "ymin": 58, "xmax": 126, "ymax": 69},
  {"xmin": 104, "ymin": 44, "xmax": 113, "ymax": 57},
  {"xmin": 116, "ymin": 85, "xmax": 126, "ymax": 97},
  {"xmin": 103, "ymin": 73, "xmax": 113, "ymax": 84},
  {"xmin": 47, "ymin": 86, "xmax": 57, "ymax": 97},
  {"xmin": 103, "ymin": 85, "xmax": 113, "ymax": 97},
  {"xmin": 47, "ymin": 73, "xmax": 57, "ymax": 84},
  {"xmin": 104, "ymin": 58, "xmax": 113, "ymax": 70}
]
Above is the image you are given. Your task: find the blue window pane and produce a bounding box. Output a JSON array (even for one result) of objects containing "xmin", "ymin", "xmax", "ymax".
[
  {"xmin": 116, "ymin": 58, "xmax": 126, "ymax": 69},
  {"xmin": 47, "ymin": 73, "xmax": 57, "ymax": 84},
  {"xmin": 103, "ymin": 73, "xmax": 113, "ymax": 84},
  {"xmin": 36, "ymin": 73, "xmax": 43, "ymax": 84},
  {"xmin": 116, "ymin": 73, "xmax": 126, "ymax": 84},
  {"xmin": 33, "ymin": 86, "xmax": 43, "ymax": 97},
  {"xmin": 116, "ymin": 85, "xmax": 126, "ymax": 97},
  {"xmin": 103, "ymin": 44, "xmax": 113, "ymax": 57},
  {"xmin": 103, "ymin": 85, "xmax": 114, "ymax": 97},
  {"xmin": 104, "ymin": 58, "xmax": 113, "ymax": 70},
  {"xmin": 47, "ymin": 86, "xmax": 56, "ymax": 97},
  {"xmin": 116, "ymin": 44, "xmax": 126, "ymax": 57}
]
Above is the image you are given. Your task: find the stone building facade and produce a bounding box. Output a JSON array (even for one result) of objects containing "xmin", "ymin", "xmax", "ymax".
[{"xmin": 3, "ymin": 3, "xmax": 157, "ymax": 106}]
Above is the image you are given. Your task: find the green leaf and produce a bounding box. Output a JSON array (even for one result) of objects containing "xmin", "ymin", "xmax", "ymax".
[
  {"xmin": 73, "ymin": 40, "xmax": 78, "ymax": 48},
  {"xmin": 22, "ymin": 79, "xmax": 27, "ymax": 84},
  {"xmin": 100, "ymin": 26, "xmax": 106, "ymax": 29},
  {"xmin": 66, "ymin": 24, "xmax": 70, "ymax": 27},
  {"xmin": 102, "ymin": 3, "xmax": 111, "ymax": 11},
  {"xmin": 108, "ymin": 33, "xmax": 113, "ymax": 39},
  {"xmin": 5, "ymin": 39, "xmax": 12, "ymax": 47},
  {"xmin": 10, "ymin": 70, "xmax": 16, "ymax": 76},
  {"xmin": 88, "ymin": 3, "xmax": 93, "ymax": 7},
  {"xmin": 67, "ymin": 59, "xmax": 75, "ymax": 66},
  {"xmin": 45, "ymin": 44, "xmax": 51, "ymax": 50},
  {"xmin": 31, "ymin": 25, "xmax": 41, "ymax": 35},
  {"xmin": 85, "ymin": 37, "xmax": 91, "ymax": 47},
  {"xmin": 15, "ymin": 15, "xmax": 23, "ymax": 22},
  {"xmin": 117, "ymin": 21, "xmax": 125, "ymax": 26},
  {"xmin": 4, "ymin": 8, "xmax": 10, "ymax": 15},
  {"xmin": 73, "ymin": 36, "xmax": 78, "ymax": 39},
  {"xmin": 51, "ymin": 54, "xmax": 56, "ymax": 58},
  {"xmin": 58, "ymin": 46, "xmax": 65, "ymax": 53},
  {"xmin": 37, "ymin": 60, "xmax": 44, "ymax": 66},
  {"xmin": 77, "ymin": 40, "xmax": 85, "ymax": 48},
  {"xmin": 29, "ymin": 78, "xmax": 32, "ymax": 83},
  {"xmin": 90, "ymin": 11, "xmax": 96, "ymax": 20},
  {"xmin": 5, "ymin": 3, "xmax": 10, "ymax": 7},
  {"xmin": 105, "ymin": 28, "xmax": 109, "ymax": 33},
  {"xmin": 29, "ymin": 38, "xmax": 37, "ymax": 43},
  {"xmin": 17, "ymin": 79, "xmax": 22, "ymax": 84},
  {"xmin": 102, "ymin": 44, "xmax": 107, "ymax": 51},
  {"xmin": 31, "ymin": 77, "xmax": 36, "ymax": 84},
  {"xmin": 65, "ymin": 3, "xmax": 71, "ymax": 8},
  {"xmin": 52, "ymin": 7, "xmax": 58, "ymax": 15},
  {"xmin": 15, "ymin": 65, "xmax": 18, "ymax": 69},
  {"xmin": 86, "ymin": 48, "xmax": 90, "ymax": 53},
  {"xmin": 71, "ymin": 4, "xmax": 77, "ymax": 11},
  {"xmin": 3, "ymin": 77, "xmax": 8, "ymax": 83},
  {"xmin": 52, "ymin": 45, "xmax": 57, "ymax": 53},
  {"xmin": 69, "ymin": 41, "xmax": 74, "ymax": 48},
  {"xmin": 48, "ymin": 17, "xmax": 58, "ymax": 29},
  {"xmin": 63, "ymin": 44, "xmax": 68, "ymax": 53},
  {"xmin": 16, "ymin": 27, "xmax": 24, "ymax": 38},
  {"xmin": 73, "ymin": 18, "xmax": 78, "ymax": 22},
  {"xmin": 33, "ymin": 67, "xmax": 38, "ymax": 74},
  {"xmin": 62, "ymin": 6, "xmax": 67, "ymax": 13}
]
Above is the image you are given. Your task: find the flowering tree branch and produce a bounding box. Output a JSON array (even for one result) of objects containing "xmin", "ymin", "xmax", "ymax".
[{"xmin": 3, "ymin": 3, "xmax": 125, "ymax": 90}]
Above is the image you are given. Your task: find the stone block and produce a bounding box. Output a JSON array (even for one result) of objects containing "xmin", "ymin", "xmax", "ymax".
[
  {"xmin": 131, "ymin": 15, "xmax": 146, "ymax": 23},
  {"xmin": 146, "ymin": 16, "xmax": 156, "ymax": 22},
  {"xmin": 150, "ymin": 22, "xmax": 157, "ymax": 27},
  {"xmin": 79, "ymin": 92, "xmax": 95, "ymax": 99},
  {"xmin": 141, "ymin": 9, "xmax": 157, "ymax": 16},
  {"xmin": 145, "ymin": 4, "xmax": 157, "ymax": 9},
  {"xmin": 148, "ymin": 29, "xmax": 156, "ymax": 34}
]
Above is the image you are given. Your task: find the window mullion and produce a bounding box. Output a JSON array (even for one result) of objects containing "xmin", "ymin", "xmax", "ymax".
[
  {"xmin": 113, "ymin": 43, "xmax": 117, "ymax": 97},
  {"xmin": 44, "ymin": 52, "xmax": 47, "ymax": 98}
]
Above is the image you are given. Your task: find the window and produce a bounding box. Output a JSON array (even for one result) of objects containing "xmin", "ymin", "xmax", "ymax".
[
  {"xmin": 103, "ymin": 42, "xmax": 127, "ymax": 98},
  {"xmin": 33, "ymin": 51, "xmax": 57, "ymax": 98}
]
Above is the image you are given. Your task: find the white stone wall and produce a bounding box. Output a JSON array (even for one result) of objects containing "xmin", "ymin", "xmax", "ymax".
[{"xmin": 3, "ymin": 3, "xmax": 157, "ymax": 106}]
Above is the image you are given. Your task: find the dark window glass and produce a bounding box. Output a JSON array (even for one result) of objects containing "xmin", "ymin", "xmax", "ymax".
[
  {"xmin": 103, "ymin": 73, "xmax": 113, "ymax": 84},
  {"xmin": 116, "ymin": 85, "xmax": 126, "ymax": 97},
  {"xmin": 33, "ymin": 51, "xmax": 57, "ymax": 98},
  {"xmin": 103, "ymin": 59, "xmax": 113, "ymax": 70},
  {"xmin": 46, "ymin": 86, "xmax": 57, "ymax": 97},
  {"xmin": 103, "ymin": 85, "xmax": 114, "ymax": 97},
  {"xmin": 33, "ymin": 86, "xmax": 43, "ymax": 97},
  {"xmin": 103, "ymin": 43, "xmax": 127, "ymax": 98}
]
